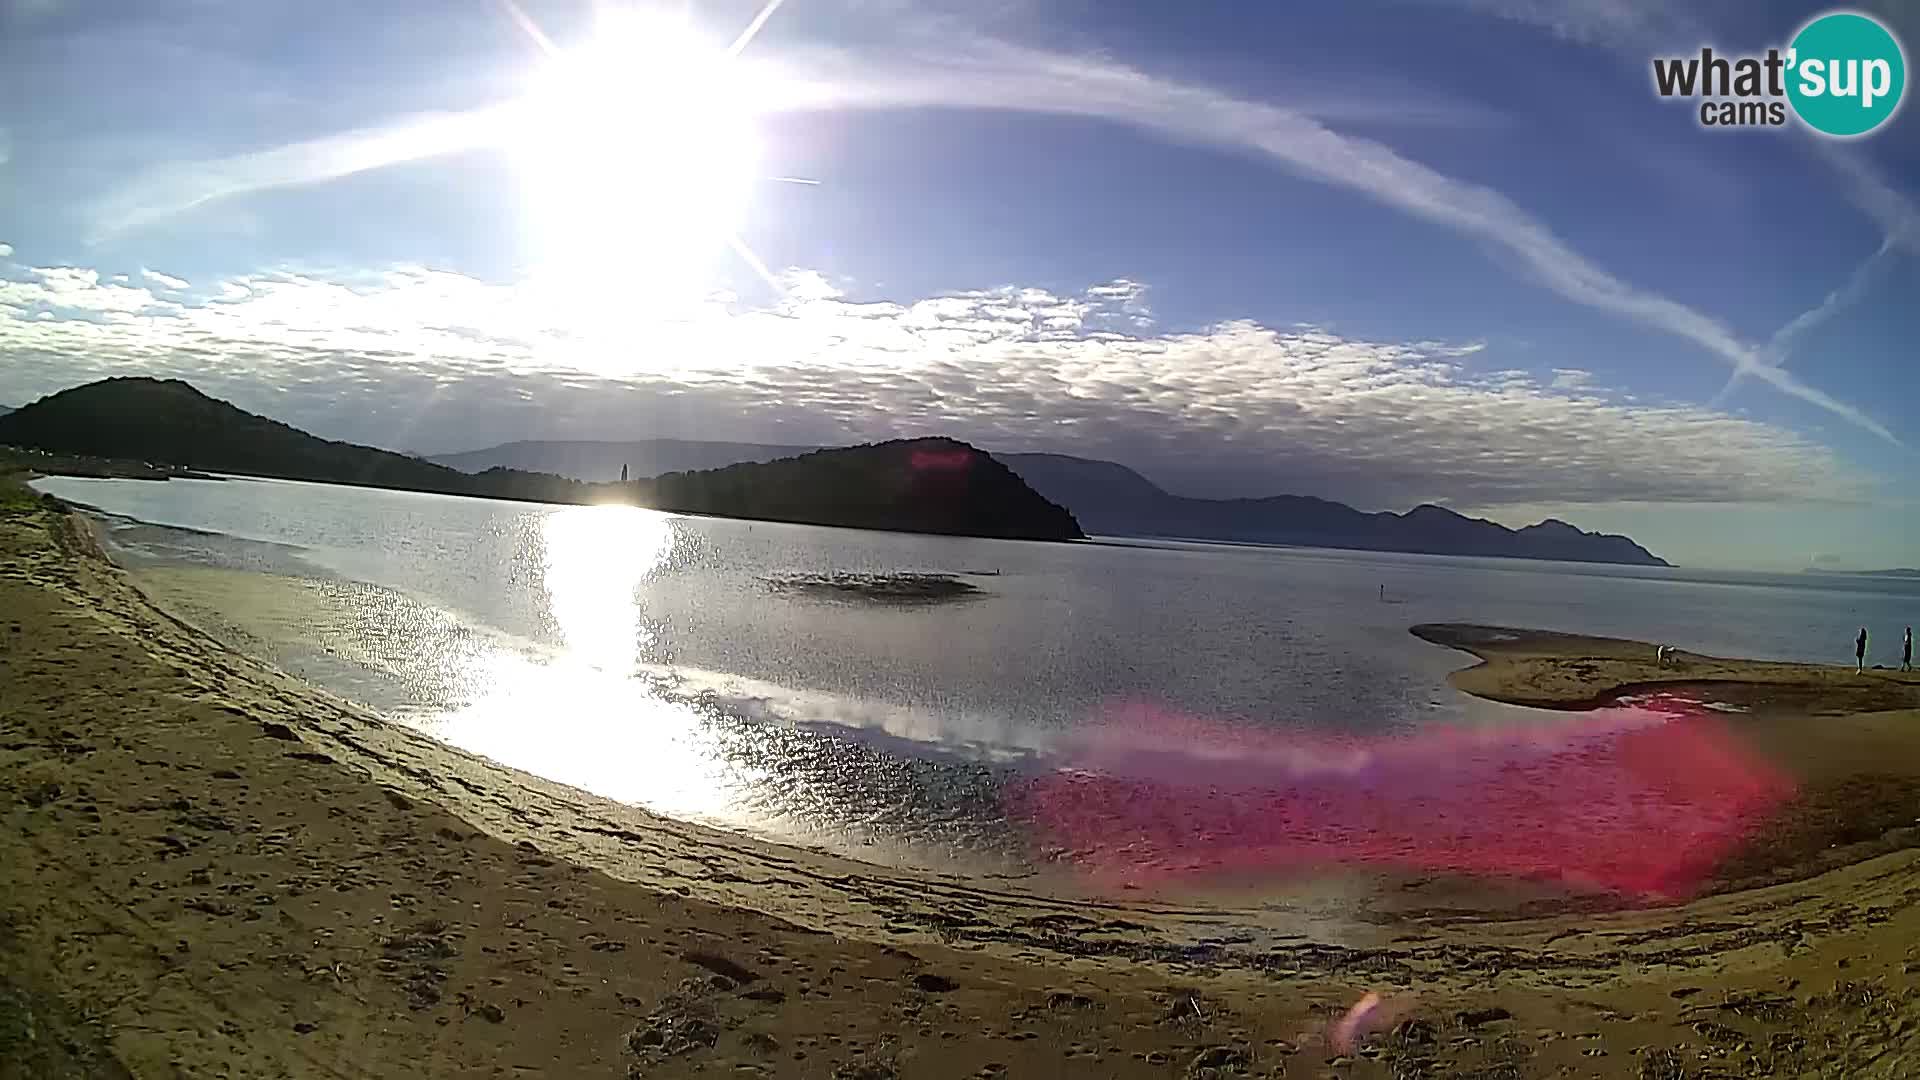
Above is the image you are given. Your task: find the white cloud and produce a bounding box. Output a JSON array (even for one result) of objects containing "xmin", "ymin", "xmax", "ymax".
[
  {"xmin": 0, "ymin": 266, "xmax": 170, "ymax": 317},
  {"xmin": 0, "ymin": 261, "xmax": 1872, "ymax": 510},
  {"xmin": 0, "ymin": 243, "xmax": 12, "ymax": 258},
  {"xmin": 780, "ymin": 268, "xmax": 844, "ymax": 302},
  {"xmin": 141, "ymin": 268, "xmax": 191, "ymax": 290},
  {"xmin": 1084, "ymin": 278, "xmax": 1152, "ymax": 326}
]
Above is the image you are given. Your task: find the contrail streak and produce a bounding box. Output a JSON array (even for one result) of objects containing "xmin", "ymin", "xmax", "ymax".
[
  {"xmin": 727, "ymin": 233, "xmax": 786, "ymax": 298},
  {"xmin": 1711, "ymin": 233, "xmax": 1902, "ymax": 409},
  {"xmin": 498, "ymin": 0, "xmax": 559, "ymax": 56},
  {"xmin": 798, "ymin": 41, "xmax": 1897, "ymax": 442},
  {"xmin": 728, "ymin": 0, "xmax": 789, "ymax": 57}
]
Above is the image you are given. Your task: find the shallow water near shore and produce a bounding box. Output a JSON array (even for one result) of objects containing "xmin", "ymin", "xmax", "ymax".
[{"xmin": 32, "ymin": 474, "xmax": 1920, "ymax": 898}]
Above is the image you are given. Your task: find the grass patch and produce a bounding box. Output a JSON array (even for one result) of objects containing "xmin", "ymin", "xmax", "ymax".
[{"xmin": 0, "ymin": 470, "xmax": 48, "ymax": 514}]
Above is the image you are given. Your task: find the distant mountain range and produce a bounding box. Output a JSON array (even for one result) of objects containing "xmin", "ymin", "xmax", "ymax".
[
  {"xmin": 437, "ymin": 440, "xmax": 1668, "ymax": 566},
  {"xmin": 0, "ymin": 379, "xmax": 1082, "ymax": 541},
  {"xmin": 999, "ymin": 453, "xmax": 1667, "ymax": 565}
]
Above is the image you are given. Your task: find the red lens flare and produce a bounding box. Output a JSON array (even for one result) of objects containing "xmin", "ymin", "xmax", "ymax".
[{"xmin": 1006, "ymin": 694, "xmax": 1793, "ymax": 900}]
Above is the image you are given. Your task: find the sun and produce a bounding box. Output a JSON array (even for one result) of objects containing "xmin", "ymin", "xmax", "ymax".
[{"xmin": 505, "ymin": 4, "xmax": 773, "ymax": 334}]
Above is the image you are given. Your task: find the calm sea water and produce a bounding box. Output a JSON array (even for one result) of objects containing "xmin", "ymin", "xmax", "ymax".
[{"xmin": 32, "ymin": 475, "xmax": 1920, "ymax": 885}]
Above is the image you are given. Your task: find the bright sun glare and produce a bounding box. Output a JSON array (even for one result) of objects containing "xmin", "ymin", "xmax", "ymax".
[{"xmin": 505, "ymin": 3, "xmax": 781, "ymax": 356}]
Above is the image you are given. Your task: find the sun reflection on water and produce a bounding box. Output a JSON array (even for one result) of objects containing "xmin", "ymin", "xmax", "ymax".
[
  {"xmin": 422, "ymin": 506, "xmax": 753, "ymax": 824},
  {"xmin": 541, "ymin": 504, "xmax": 673, "ymax": 673}
]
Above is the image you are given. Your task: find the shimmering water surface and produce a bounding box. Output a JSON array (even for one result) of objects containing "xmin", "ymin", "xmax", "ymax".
[{"xmin": 33, "ymin": 475, "xmax": 1920, "ymax": 892}]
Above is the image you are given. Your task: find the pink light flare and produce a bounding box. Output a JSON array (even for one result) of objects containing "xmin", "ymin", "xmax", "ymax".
[
  {"xmin": 1329, "ymin": 992, "xmax": 1414, "ymax": 1055},
  {"xmin": 910, "ymin": 448, "xmax": 976, "ymax": 472},
  {"xmin": 1004, "ymin": 694, "xmax": 1795, "ymax": 901}
]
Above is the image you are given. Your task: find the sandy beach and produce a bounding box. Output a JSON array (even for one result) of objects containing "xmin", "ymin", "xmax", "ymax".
[{"xmin": 6, "ymin": 483, "xmax": 1920, "ymax": 1078}]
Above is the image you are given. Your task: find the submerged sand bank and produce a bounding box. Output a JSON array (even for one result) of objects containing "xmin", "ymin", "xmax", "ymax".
[{"xmin": 4, "ymin": 487, "xmax": 1920, "ymax": 1077}]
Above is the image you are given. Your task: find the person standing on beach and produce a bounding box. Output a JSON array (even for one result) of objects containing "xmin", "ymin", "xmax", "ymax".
[
  {"xmin": 1855, "ymin": 626, "xmax": 1869, "ymax": 673},
  {"xmin": 1904, "ymin": 626, "xmax": 1912, "ymax": 672}
]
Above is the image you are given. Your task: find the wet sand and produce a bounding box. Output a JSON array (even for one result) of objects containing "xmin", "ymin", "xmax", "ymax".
[{"xmin": 5, "ymin": 483, "xmax": 1920, "ymax": 1077}]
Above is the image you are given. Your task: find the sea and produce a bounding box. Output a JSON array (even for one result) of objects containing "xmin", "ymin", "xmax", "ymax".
[{"xmin": 30, "ymin": 474, "xmax": 1920, "ymax": 892}]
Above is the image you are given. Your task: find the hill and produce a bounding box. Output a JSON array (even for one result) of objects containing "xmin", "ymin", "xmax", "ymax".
[
  {"xmin": 999, "ymin": 452, "xmax": 1668, "ymax": 566},
  {"xmin": 431, "ymin": 439, "xmax": 817, "ymax": 482},
  {"xmin": 0, "ymin": 379, "xmax": 1080, "ymax": 541},
  {"xmin": 0, "ymin": 378, "xmax": 586, "ymax": 503},
  {"xmin": 630, "ymin": 439, "xmax": 1083, "ymax": 540}
]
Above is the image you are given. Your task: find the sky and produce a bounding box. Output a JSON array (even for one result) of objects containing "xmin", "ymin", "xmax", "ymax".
[{"xmin": 0, "ymin": 0, "xmax": 1916, "ymax": 570}]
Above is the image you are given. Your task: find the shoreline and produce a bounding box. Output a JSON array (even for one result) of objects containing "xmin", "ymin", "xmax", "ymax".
[
  {"xmin": 1409, "ymin": 622, "xmax": 1920, "ymax": 902},
  {"xmin": 1410, "ymin": 622, "xmax": 1920, "ymax": 712},
  {"xmin": 5, "ymin": 486, "xmax": 1920, "ymax": 1075}
]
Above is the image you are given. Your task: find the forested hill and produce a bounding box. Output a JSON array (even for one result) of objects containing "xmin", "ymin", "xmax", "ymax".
[{"xmin": 630, "ymin": 439, "xmax": 1084, "ymax": 541}]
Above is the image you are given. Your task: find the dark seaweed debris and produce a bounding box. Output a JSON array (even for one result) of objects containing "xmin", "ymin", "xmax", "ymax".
[{"xmin": 765, "ymin": 572, "xmax": 983, "ymax": 606}]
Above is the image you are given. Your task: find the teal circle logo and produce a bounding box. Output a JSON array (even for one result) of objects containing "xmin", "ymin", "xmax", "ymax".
[{"xmin": 1787, "ymin": 11, "xmax": 1906, "ymax": 136}]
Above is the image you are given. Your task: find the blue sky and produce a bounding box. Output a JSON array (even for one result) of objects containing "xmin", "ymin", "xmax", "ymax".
[{"xmin": 1, "ymin": 0, "xmax": 1916, "ymax": 569}]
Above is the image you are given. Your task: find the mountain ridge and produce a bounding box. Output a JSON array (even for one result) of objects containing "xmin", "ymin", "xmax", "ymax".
[
  {"xmin": 434, "ymin": 439, "xmax": 1667, "ymax": 566},
  {"xmin": 0, "ymin": 379, "xmax": 1081, "ymax": 541},
  {"xmin": 1001, "ymin": 453, "xmax": 1666, "ymax": 565},
  {"xmin": 0, "ymin": 378, "xmax": 584, "ymax": 502}
]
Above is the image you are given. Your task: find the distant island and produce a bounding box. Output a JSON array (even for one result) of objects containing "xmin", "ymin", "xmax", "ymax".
[
  {"xmin": 439, "ymin": 439, "xmax": 1669, "ymax": 567},
  {"xmin": 0, "ymin": 378, "xmax": 1084, "ymax": 542},
  {"xmin": 1804, "ymin": 567, "xmax": 1920, "ymax": 578}
]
